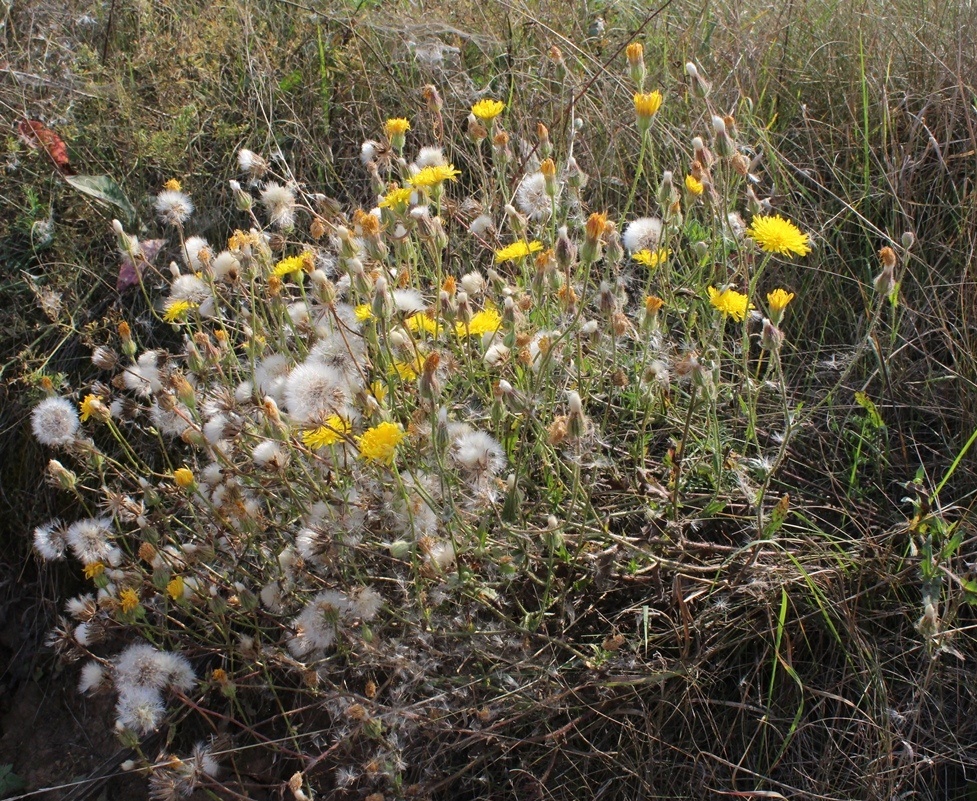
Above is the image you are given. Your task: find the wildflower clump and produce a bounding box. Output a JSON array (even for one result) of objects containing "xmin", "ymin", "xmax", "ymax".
[{"xmin": 24, "ymin": 56, "xmax": 884, "ymax": 801}]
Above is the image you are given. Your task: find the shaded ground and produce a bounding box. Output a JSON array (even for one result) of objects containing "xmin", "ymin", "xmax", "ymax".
[{"xmin": 0, "ymin": 581, "xmax": 145, "ymax": 801}]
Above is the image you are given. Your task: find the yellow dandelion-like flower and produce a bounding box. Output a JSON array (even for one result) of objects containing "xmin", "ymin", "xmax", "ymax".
[
  {"xmin": 302, "ymin": 416, "xmax": 351, "ymax": 449},
  {"xmin": 378, "ymin": 186, "xmax": 414, "ymax": 210},
  {"xmin": 163, "ymin": 299, "xmax": 195, "ymax": 323},
  {"xmin": 119, "ymin": 588, "xmax": 140, "ymax": 613},
  {"xmin": 369, "ymin": 380, "xmax": 387, "ymax": 404},
  {"xmin": 685, "ymin": 175, "xmax": 704, "ymax": 196},
  {"xmin": 495, "ymin": 240, "xmax": 543, "ymax": 263},
  {"xmin": 84, "ymin": 562, "xmax": 105, "ymax": 580},
  {"xmin": 471, "ymin": 99, "xmax": 505, "ymax": 122},
  {"xmin": 746, "ymin": 214, "xmax": 811, "ymax": 257},
  {"xmin": 634, "ymin": 91, "xmax": 663, "ymax": 118},
  {"xmin": 354, "ymin": 304, "xmax": 374, "ymax": 322},
  {"xmin": 166, "ymin": 575, "xmax": 185, "ymax": 601},
  {"xmin": 390, "ymin": 357, "xmax": 422, "ymax": 381},
  {"xmin": 357, "ymin": 421, "xmax": 405, "ymax": 464},
  {"xmin": 409, "ymin": 164, "xmax": 461, "ymax": 189},
  {"xmin": 79, "ymin": 394, "xmax": 101, "ymax": 423},
  {"xmin": 273, "ymin": 253, "xmax": 312, "ymax": 277},
  {"xmin": 644, "ymin": 295, "xmax": 665, "ymax": 314},
  {"xmin": 173, "ymin": 467, "xmax": 195, "ymax": 488},
  {"xmin": 708, "ymin": 286, "xmax": 753, "ymax": 322},
  {"xmin": 384, "ymin": 118, "xmax": 410, "ymax": 138},
  {"xmin": 633, "ymin": 248, "xmax": 670, "ymax": 269},
  {"xmin": 406, "ymin": 311, "xmax": 441, "ymax": 335},
  {"xmin": 163, "ymin": 178, "xmax": 182, "ymax": 192},
  {"xmin": 456, "ymin": 308, "xmax": 502, "ymax": 337},
  {"xmin": 767, "ymin": 288, "xmax": 795, "ymax": 313}
]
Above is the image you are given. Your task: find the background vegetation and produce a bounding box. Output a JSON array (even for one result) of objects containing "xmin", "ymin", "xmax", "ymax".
[{"xmin": 1, "ymin": 0, "xmax": 975, "ymax": 798}]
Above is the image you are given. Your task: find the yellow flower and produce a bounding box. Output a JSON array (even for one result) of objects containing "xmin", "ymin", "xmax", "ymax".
[
  {"xmin": 633, "ymin": 248, "xmax": 670, "ymax": 269},
  {"xmin": 369, "ymin": 380, "xmax": 387, "ymax": 404},
  {"xmin": 746, "ymin": 214, "xmax": 811, "ymax": 257},
  {"xmin": 634, "ymin": 91, "xmax": 663, "ymax": 118},
  {"xmin": 471, "ymin": 99, "xmax": 505, "ymax": 122},
  {"xmin": 166, "ymin": 575, "xmax": 185, "ymax": 601},
  {"xmin": 173, "ymin": 467, "xmax": 195, "ymax": 488},
  {"xmin": 456, "ymin": 308, "xmax": 502, "ymax": 337},
  {"xmin": 119, "ymin": 588, "xmax": 140, "ymax": 613},
  {"xmin": 80, "ymin": 394, "xmax": 102, "ymax": 423},
  {"xmin": 163, "ymin": 178, "xmax": 182, "ymax": 192},
  {"xmin": 494, "ymin": 240, "xmax": 543, "ymax": 263},
  {"xmin": 390, "ymin": 358, "xmax": 422, "ymax": 380},
  {"xmin": 384, "ymin": 117, "xmax": 410, "ymax": 137},
  {"xmin": 685, "ymin": 175, "xmax": 704, "ymax": 196},
  {"xmin": 409, "ymin": 164, "xmax": 461, "ymax": 188},
  {"xmin": 163, "ymin": 299, "xmax": 194, "ymax": 323},
  {"xmin": 626, "ymin": 42, "xmax": 644, "ymax": 66},
  {"xmin": 378, "ymin": 186, "xmax": 414, "ymax": 210},
  {"xmin": 708, "ymin": 286, "xmax": 753, "ymax": 322},
  {"xmin": 357, "ymin": 421, "xmax": 405, "ymax": 464},
  {"xmin": 273, "ymin": 252, "xmax": 312, "ymax": 277},
  {"xmin": 84, "ymin": 562, "xmax": 105, "ymax": 580},
  {"xmin": 354, "ymin": 304, "xmax": 374, "ymax": 322},
  {"xmin": 302, "ymin": 416, "xmax": 351, "ymax": 449},
  {"xmin": 228, "ymin": 229, "xmax": 260, "ymax": 251},
  {"xmin": 644, "ymin": 295, "xmax": 665, "ymax": 314},
  {"xmin": 767, "ymin": 288, "xmax": 795, "ymax": 313},
  {"xmin": 406, "ymin": 312, "xmax": 441, "ymax": 335}
]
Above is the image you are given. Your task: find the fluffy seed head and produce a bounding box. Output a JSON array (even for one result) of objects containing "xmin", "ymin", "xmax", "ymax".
[
  {"xmin": 515, "ymin": 173, "xmax": 554, "ymax": 221},
  {"xmin": 622, "ymin": 217, "xmax": 663, "ymax": 252},
  {"xmin": 260, "ymin": 182, "xmax": 297, "ymax": 229},
  {"xmin": 31, "ymin": 397, "xmax": 80, "ymax": 447},
  {"xmin": 67, "ymin": 517, "xmax": 114, "ymax": 565},
  {"xmin": 154, "ymin": 190, "xmax": 194, "ymax": 226}
]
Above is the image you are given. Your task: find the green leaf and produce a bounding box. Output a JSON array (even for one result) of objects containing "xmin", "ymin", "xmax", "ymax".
[
  {"xmin": 854, "ymin": 391, "xmax": 884, "ymax": 429},
  {"xmin": 64, "ymin": 174, "xmax": 138, "ymax": 226},
  {"xmin": 279, "ymin": 69, "xmax": 303, "ymax": 92},
  {"xmin": 0, "ymin": 764, "xmax": 26, "ymax": 798}
]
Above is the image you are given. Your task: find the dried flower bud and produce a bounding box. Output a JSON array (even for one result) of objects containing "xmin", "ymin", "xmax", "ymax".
[
  {"xmin": 760, "ymin": 318, "xmax": 784, "ymax": 351},
  {"xmin": 537, "ymin": 122, "xmax": 552, "ymax": 158}
]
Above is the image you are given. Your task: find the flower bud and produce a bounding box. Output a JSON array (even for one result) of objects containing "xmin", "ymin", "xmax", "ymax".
[
  {"xmin": 47, "ymin": 459, "xmax": 77, "ymax": 491},
  {"xmin": 626, "ymin": 42, "xmax": 646, "ymax": 90},
  {"xmin": 537, "ymin": 123, "xmax": 552, "ymax": 158},
  {"xmin": 566, "ymin": 156, "xmax": 588, "ymax": 190},
  {"xmin": 229, "ymin": 180, "xmax": 252, "ymax": 211},
  {"xmin": 685, "ymin": 62, "xmax": 711, "ymax": 98},
  {"xmin": 760, "ymin": 319, "xmax": 784, "ymax": 351}
]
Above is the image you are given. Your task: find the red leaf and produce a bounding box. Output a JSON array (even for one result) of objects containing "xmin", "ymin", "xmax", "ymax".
[{"xmin": 18, "ymin": 119, "xmax": 75, "ymax": 175}]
